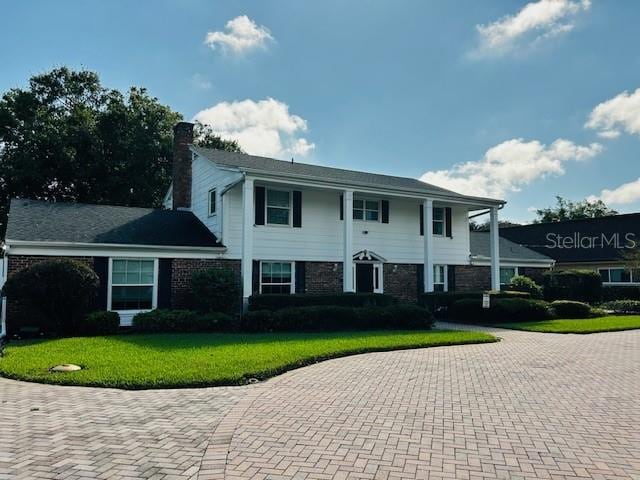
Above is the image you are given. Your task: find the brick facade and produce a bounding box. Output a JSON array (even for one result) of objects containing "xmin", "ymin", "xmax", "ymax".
[
  {"xmin": 454, "ymin": 265, "xmax": 549, "ymax": 291},
  {"xmin": 384, "ymin": 264, "xmax": 419, "ymax": 302},
  {"xmin": 304, "ymin": 262, "xmax": 343, "ymax": 294},
  {"xmin": 454, "ymin": 265, "xmax": 491, "ymax": 291},
  {"xmin": 170, "ymin": 258, "xmax": 241, "ymax": 309}
]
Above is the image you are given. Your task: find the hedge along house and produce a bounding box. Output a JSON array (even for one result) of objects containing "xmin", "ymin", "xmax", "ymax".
[
  {"xmin": 500, "ymin": 214, "xmax": 640, "ymax": 289},
  {"xmin": 2, "ymin": 121, "xmax": 536, "ymax": 334}
]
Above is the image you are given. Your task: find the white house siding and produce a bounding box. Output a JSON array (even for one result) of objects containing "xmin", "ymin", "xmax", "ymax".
[
  {"xmin": 219, "ymin": 183, "xmax": 470, "ymax": 265},
  {"xmin": 190, "ymin": 155, "xmax": 243, "ymax": 241}
]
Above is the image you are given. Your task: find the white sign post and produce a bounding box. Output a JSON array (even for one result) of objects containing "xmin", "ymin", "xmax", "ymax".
[{"xmin": 482, "ymin": 293, "xmax": 490, "ymax": 309}]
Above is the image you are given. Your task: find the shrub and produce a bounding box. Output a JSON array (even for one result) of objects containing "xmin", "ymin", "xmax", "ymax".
[
  {"xmin": 542, "ymin": 270, "xmax": 602, "ymax": 303},
  {"xmin": 249, "ymin": 293, "xmax": 396, "ymax": 311},
  {"xmin": 239, "ymin": 304, "xmax": 433, "ymax": 332},
  {"xmin": 2, "ymin": 259, "xmax": 99, "ymax": 335},
  {"xmin": 132, "ymin": 309, "xmax": 231, "ymax": 333},
  {"xmin": 550, "ymin": 300, "xmax": 593, "ymax": 319},
  {"xmin": 601, "ymin": 286, "xmax": 640, "ymax": 301},
  {"xmin": 420, "ymin": 291, "xmax": 530, "ymax": 319},
  {"xmin": 82, "ymin": 311, "xmax": 120, "ymax": 335},
  {"xmin": 600, "ymin": 300, "xmax": 640, "ymax": 314},
  {"xmin": 508, "ymin": 275, "xmax": 543, "ymax": 299},
  {"xmin": 189, "ymin": 268, "xmax": 240, "ymax": 314},
  {"xmin": 450, "ymin": 298, "xmax": 551, "ymax": 324}
]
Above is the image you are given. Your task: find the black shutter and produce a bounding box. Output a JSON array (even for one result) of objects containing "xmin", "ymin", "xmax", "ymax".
[
  {"xmin": 419, "ymin": 204, "xmax": 424, "ymax": 236},
  {"xmin": 339, "ymin": 194, "xmax": 344, "ymax": 220},
  {"xmin": 447, "ymin": 265, "xmax": 456, "ymax": 292},
  {"xmin": 93, "ymin": 257, "xmax": 109, "ymax": 310},
  {"xmin": 445, "ymin": 207, "xmax": 452, "ymax": 237},
  {"xmin": 157, "ymin": 259, "xmax": 172, "ymax": 308},
  {"xmin": 417, "ymin": 264, "xmax": 424, "ymax": 297},
  {"xmin": 381, "ymin": 200, "xmax": 389, "ymax": 224},
  {"xmin": 255, "ymin": 186, "xmax": 265, "ymax": 225},
  {"xmin": 293, "ymin": 190, "xmax": 302, "ymax": 228},
  {"xmin": 252, "ymin": 260, "xmax": 260, "ymax": 294},
  {"xmin": 295, "ymin": 261, "xmax": 306, "ymax": 293}
]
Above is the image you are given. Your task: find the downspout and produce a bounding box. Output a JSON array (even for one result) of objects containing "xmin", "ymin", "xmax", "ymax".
[
  {"xmin": 219, "ymin": 174, "xmax": 246, "ymax": 244},
  {"xmin": 0, "ymin": 243, "xmax": 8, "ymax": 338}
]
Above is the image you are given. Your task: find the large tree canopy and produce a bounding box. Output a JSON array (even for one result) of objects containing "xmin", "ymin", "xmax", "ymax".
[
  {"xmin": 534, "ymin": 196, "xmax": 618, "ymax": 223},
  {"xmin": 0, "ymin": 67, "xmax": 240, "ymax": 236}
]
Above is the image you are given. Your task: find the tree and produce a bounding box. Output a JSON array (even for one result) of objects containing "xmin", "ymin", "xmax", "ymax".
[
  {"xmin": 469, "ymin": 219, "xmax": 522, "ymax": 231},
  {"xmin": 534, "ymin": 196, "xmax": 617, "ymax": 223},
  {"xmin": 0, "ymin": 67, "xmax": 181, "ymax": 236},
  {"xmin": 194, "ymin": 121, "xmax": 244, "ymax": 153}
]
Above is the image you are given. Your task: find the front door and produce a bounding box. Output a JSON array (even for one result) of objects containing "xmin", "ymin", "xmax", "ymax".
[{"xmin": 355, "ymin": 263, "xmax": 374, "ymax": 293}]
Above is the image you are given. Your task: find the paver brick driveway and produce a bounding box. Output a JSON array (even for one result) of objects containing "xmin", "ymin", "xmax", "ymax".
[{"xmin": 1, "ymin": 324, "xmax": 639, "ymax": 479}]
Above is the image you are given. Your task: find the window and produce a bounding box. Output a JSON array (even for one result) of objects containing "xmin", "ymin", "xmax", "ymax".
[
  {"xmin": 208, "ymin": 188, "xmax": 216, "ymax": 216},
  {"xmin": 500, "ymin": 267, "xmax": 518, "ymax": 286},
  {"xmin": 353, "ymin": 198, "xmax": 379, "ymax": 221},
  {"xmin": 260, "ymin": 262, "xmax": 294, "ymax": 294},
  {"xmin": 433, "ymin": 207, "xmax": 445, "ymax": 236},
  {"xmin": 599, "ymin": 268, "xmax": 637, "ymax": 284},
  {"xmin": 266, "ymin": 189, "xmax": 291, "ymax": 225},
  {"xmin": 433, "ymin": 265, "xmax": 447, "ymax": 292},
  {"xmin": 110, "ymin": 259, "xmax": 156, "ymax": 311}
]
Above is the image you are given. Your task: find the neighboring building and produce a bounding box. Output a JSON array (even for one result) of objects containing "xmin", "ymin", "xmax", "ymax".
[
  {"xmin": 1, "ymin": 121, "xmax": 543, "ymax": 332},
  {"xmin": 500, "ymin": 215, "xmax": 640, "ymax": 287},
  {"xmin": 468, "ymin": 231, "xmax": 555, "ymax": 290}
]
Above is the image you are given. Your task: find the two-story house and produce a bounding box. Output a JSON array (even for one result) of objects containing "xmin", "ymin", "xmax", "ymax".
[{"xmin": 1, "ymin": 122, "xmax": 552, "ymax": 333}]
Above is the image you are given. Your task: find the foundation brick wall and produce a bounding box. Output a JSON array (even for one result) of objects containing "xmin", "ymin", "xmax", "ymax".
[
  {"xmin": 454, "ymin": 265, "xmax": 491, "ymax": 291},
  {"xmin": 384, "ymin": 264, "xmax": 419, "ymax": 302},
  {"xmin": 304, "ymin": 262, "xmax": 343, "ymax": 294},
  {"xmin": 170, "ymin": 258, "xmax": 241, "ymax": 309}
]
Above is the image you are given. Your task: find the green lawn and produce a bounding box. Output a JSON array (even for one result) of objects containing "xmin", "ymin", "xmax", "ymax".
[
  {"xmin": 500, "ymin": 315, "xmax": 640, "ymax": 334},
  {"xmin": 0, "ymin": 329, "xmax": 496, "ymax": 389}
]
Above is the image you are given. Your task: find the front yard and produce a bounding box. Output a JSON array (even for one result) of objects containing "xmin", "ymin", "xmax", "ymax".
[
  {"xmin": 500, "ymin": 315, "xmax": 640, "ymax": 334},
  {"xmin": 0, "ymin": 329, "xmax": 496, "ymax": 389}
]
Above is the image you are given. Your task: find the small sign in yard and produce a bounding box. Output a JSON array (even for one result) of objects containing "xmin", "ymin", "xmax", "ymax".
[{"xmin": 482, "ymin": 293, "xmax": 490, "ymax": 309}]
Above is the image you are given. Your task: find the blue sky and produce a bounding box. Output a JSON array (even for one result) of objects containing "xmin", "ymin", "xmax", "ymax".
[{"xmin": 2, "ymin": 0, "xmax": 639, "ymax": 222}]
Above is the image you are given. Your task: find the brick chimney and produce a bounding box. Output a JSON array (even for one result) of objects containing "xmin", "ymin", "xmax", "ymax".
[{"xmin": 172, "ymin": 121, "xmax": 195, "ymax": 210}]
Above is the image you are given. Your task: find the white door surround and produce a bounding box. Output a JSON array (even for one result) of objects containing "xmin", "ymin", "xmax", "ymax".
[{"xmin": 352, "ymin": 250, "xmax": 385, "ymax": 294}]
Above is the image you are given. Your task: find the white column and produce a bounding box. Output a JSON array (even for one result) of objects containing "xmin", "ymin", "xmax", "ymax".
[
  {"xmin": 490, "ymin": 206, "xmax": 501, "ymax": 291},
  {"xmin": 0, "ymin": 254, "xmax": 7, "ymax": 338},
  {"xmin": 423, "ymin": 199, "xmax": 434, "ymax": 292},
  {"xmin": 241, "ymin": 177, "xmax": 254, "ymax": 310},
  {"xmin": 343, "ymin": 190, "xmax": 354, "ymax": 292}
]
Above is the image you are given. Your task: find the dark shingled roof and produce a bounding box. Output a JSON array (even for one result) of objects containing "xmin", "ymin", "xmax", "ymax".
[
  {"xmin": 499, "ymin": 214, "xmax": 640, "ymax": 263},
  {"xmin": 6, "ymin": 199, "xmax": 222, "ymax": 248},
  {"xmin": 470, "ymin": 231, "xmax": 553, "ymax": 262},
  {"xmin": 193, "ymin": 146, "xmax": 503, "ymax": 204}
]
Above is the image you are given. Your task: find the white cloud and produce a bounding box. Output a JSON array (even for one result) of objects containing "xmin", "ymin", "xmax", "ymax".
[
  {"xmin": 420, "ymin": 138, "xmax": 602, "ymax": 199},
  {"xmin": 588, "ymin": 177, "xmax": 640, "ymax": 205},
  {"xmin": 204, "ymin": 15, "xmax": 273, "ymax": 55},
  {"xmin": 473, "ymin": 0, "xmax": 590, "ymax": 58},
  {"xmin": 193, "ymin": 98, "xmax": 315, "ymax": 158},
  {"xmin": 585, "ymin": 87, "xmax": 640, "ymax": 139},
  {"xmin": 191, "ymin": 73, "xmax": 212, "ymax": 90}
]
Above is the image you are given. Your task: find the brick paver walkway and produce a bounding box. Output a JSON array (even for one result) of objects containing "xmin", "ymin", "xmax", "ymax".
[{"xmin": 1, "ymin": 324, "xmax": 639, "ymax": 479}]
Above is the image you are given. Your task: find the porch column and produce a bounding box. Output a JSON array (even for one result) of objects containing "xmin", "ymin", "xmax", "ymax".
[
  {"xmin": 343, "ymin": 189, "xmax": 354, "ymax": 292},
  {"xmin": 0, "ymin": 254, "xmax": 7, "ymax": 337},
  {"xmin": 241, "ymin": 177, "xmax": 254, "ymax": 309},
  {"xmin": 423, "ymin": 199, "xmax": 434, "ymax": 292},
  {"xmin": 489, "ymin": 206, "xmax": 501, "ymax": 291}
]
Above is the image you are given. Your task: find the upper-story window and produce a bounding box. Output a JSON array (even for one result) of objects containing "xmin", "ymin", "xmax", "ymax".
[
  {"xmin": 353, "ymin": 198, "xmax": 380, "ymax": 222},
  {"xmin": 433, "ymin": 207, "xmax": 445, "ymax": 235},
  {"xmin": 208, "ymin": 188, "xmax": 217, "ymax": 216},
  {"xmin": 266, "ymin": 189, "xmax": 291, "ymax": 225}
]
